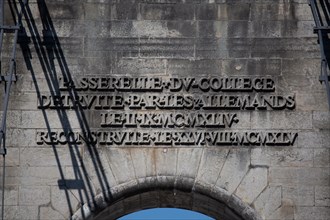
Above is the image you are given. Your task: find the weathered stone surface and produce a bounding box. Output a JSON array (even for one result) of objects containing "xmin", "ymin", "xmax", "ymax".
[
  {"xmin": 313, "ymin": 111, "xmax": 330, "ymax": 129},
  {"xmin": 315, "ymin": 186, "xmax": 330, "ymax": 207},
  {"xmin": 314, "ymin": 149, "xmax": 330, "ymax": 167},
  {"xmin": 155, "ymin": 148, "xmax": 177, "ymax": 176},
  {"xmin": 253, "ymin": 186, "xmax": 282, "ymax": 219},
  {"xmin": 282, "ymin": 186, "xmax": 314, "ymax": 206},
  {"xmin": 176, "ymin": 148, "xmax": 202, "ymax": 178},
  {"xmin": 252, "ymin": 148, "xmax": 313, "ymax": 167},
  {"xmin": 269, "ymin": 167, "xmax": 330, "ymax": 186},
  {"xmin": 167, "ymin": 59, "xmax": 222, "ymax": 76},
  {"xmin": 298, "ymin": 131, "xmax": 330, "ymax": 148},
  {"xmin": 104, "ymin": 148, "xmax": 136, "ymax": 184},
  {"xmin": 235, "ymin": 167, "xmax": 268, "ymax": 204},
  {"xmin": 196, "ymin": 148, "xmax": 229, "ymax": 185},
  {"xmin": 50, "ymin": 186, "xmax": 81, "ymax": 217},
  {"xmin": 129, "ymin": 148, "xmax": 156, "ymax": 178},
  {"xmin": 19, "ymin": 186, "xmax": 50, "ymax": 206},
  {"xmin": 294, "ymin": 206, "xmax": 330, "ymax": 220},
  {"xmin": 0, "ymin": 147, "xmax": 19, "ymax": 166},
  {"xmin": 215, "ymin": 149, "xmax": 250, "ymax": 194},
  {"xmin": 251, "ymin": 111, "xmax": 312, "ymax": 130},
  {"xmin": 1, "ymin": 0, "xmax": 328, "ymax": 220},
  {"xmin": 267, "ymin": 204, "xmax": 294, "ymax": 220},
  {"xmin": 6, "ymin": 129, "xmax": 36, "ymax": 148},
  {"xmin": 0, "ymin": 186, "xmax": 18, "ymax": 206},
  {"xmin": 20, "ymin": 147, "xmax": 83, "ymax": 167}
]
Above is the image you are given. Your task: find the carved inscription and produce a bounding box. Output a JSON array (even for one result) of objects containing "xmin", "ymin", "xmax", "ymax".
[{"xmin": 36, "ymin": 76, "xmax": 297, "ymax": 146}]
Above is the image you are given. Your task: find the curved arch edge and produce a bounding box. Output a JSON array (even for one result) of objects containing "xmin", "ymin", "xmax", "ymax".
[{"xmin": 71, "ymin": 176, "xmax": 263, "ymax": 220}]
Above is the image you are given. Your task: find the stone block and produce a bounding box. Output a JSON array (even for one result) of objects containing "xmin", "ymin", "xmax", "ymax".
[
  {"xmin": 176, "ymin": 148, "xmax": 203, "ymax": 178},
  {"xmin": 43, "ymin": 37, "xmax": 84, "ymax": 58},
  {"xmin": 21, "ymin": 110, "xmax": 81, "ymax": 129},
  {"xmin": 104, "ymin": 148, "xmax": 136, "ymax": 184},
  {"xmin": 269, "ymin": 167, "xmax": 329, "ymax": 186},
  {"xmin": 235, "ymin": 167, "xmax": 268, "ymax": 204},
  {"xmin": 84, "ymin": 21, "xmax": 112, "ymax": 38},
  {"xmin": 298, "ymin": 131, "xmax": 330, "ymax": 148},
  {"xmin": 50, "ymin": 186, "xmax": 80, "ymax": 217},
  {"xmin": 196, "ymin": 148, "xmax": 229, "ymax": 185},
  {"xmin": 282, "ymin": 186, "xmax": 314, "ymax": 206},
  {"xmin": 314, "ymin": 149, "xmax": 330, "ymax": 168},
  {"xmin": 196, "ymin": 4, "xmax": 218, "ymax": 20},
  {"xmin": 18, "ymin": 206, "xmax": 39, "ymax": 220},
  {"xmin": 0, "ymin": 111, "xmax": 21, "ymax": 128},
  {"xmin": 140, "ymin": 38, "xmax": 194, "ymax": 59},
  {"xmin": 222, "ymin": 59, "xmax": 281, "ymax": 76},
  {"xmin": 167, "ymin": 21, "xmax": 197, "ymax": 38},
  {"xmin": 270, "ymin": 148, "xmax": 313, "ymax": 167},
  {"xmin": 81, "ymin": 148, "xmax": 116, "ymax": 192},
  {"xmin": 253, "ymin": 186, "xmax": 282, "ymax": 219},
  {"xmin": 0, "ymin": 167, "xmax": 20, "ymax": 186},
  {"xmin": 281, "ymin": 21, "xmax": 315, "ymax": 38},
  {"xmin": 111, "ymin": 1, "xmax": 138, "ymax": 20},
  {"xmin": 116, "ymin": 58, "xmax": 166, "ymax": 75},
  {"xmin": 20, "ymin": 147, "xmax": 83, "ymax": 167},
  {"xmin": 19, "ymin": 166, "xmax": 61, "ymax": 186},
  {"xmin": 196, "ymin": 3, "xmax": 250, "ymax": 21},
  {"xmin": 267, "ymin": 205, "xmax": 294, "ymax": 220},
  {"xmin": 294, "ymin": 206, "xmax": 330, "ymax": 220},
  {"xmin": 4, "ymin": 92, "xmax": 37, "ymax": 111},
  {"xmin": 84, "ymin": 38, "xmax": 139, "ymax": 57},
  {"xmin": 139, "ymin": 3, "xmax": 195, "ymax": 20},
  {"xmin": 251, "ymin": 148, "xmax": 271, "ymax": 166},
  {"xmin": 0, "ymin": 147, "xmax": 19, "ymax": 167},
  {"xmin": 282, "ymin": 59, "xmax": 320, "ymax": 76},
  {"xmin": 250, "ymin": 20, "xmax": 314, "ymax": 39},
  {"xmin": 277, "ymin": 73, "xmax": 323, "ymax": 94},
  {"xmin": 84, "ymin": 3, "xmax": 111, "ymax": 20},
  {"xmin": 19, "ymin": 185, "xmax": 50, "ymax": 206},
  {"xmin": 250, "ymin": 3, "xmax": 311, "ymax": 21},
  {"xmin": 77, "ymin": 57, "xmax": 115, "ymax": 75},
  {"xmin": 130, "ymin": 148, "xmax": 156, "ymax": 178},
  {"xmin": 295, "ymin": 92, "xmax": 328, "ymax": 111},
  {"xmin": 251, "ymin": 38, "xmax": 319, "ymax": 59},
  {"xmin": 226, "ymin": 38, "xmax": 253, "ymax": 58},
  {"xmin": 249, "ymin": 21, "xmax": 282, "ymax": 38},
  {"xmin": 0, "ymin": 186, "xmax": 19, "ymax": 206},
  {"xmin": 155, "ymin": 148, "xmax": 177, "ymax": 176},
  {"xmin": 227, "ymin": 21, "xmax": 250, "ymax": 38},
  {"xmin": 315, "ymin": 186, "xmax": 330, "ymax": 207},
  {"xmin": 195, "ymin": 38, "xmax": 227, "ymax": 59},
  {"xmin": 63, "ymin": 165, "xmax": 107, "ymax": 204},
  {"xmin": 51, "ymin": 20, "xmax": 85, "ymax": 38},
  {"xmin": 44, "ymin": 2, "xmax": 84, "ymax": 20},
  {"xmin": 197, "ymin": 21, "xmax": 227, "ymax": 38},
  {"xmin": 252, "ymin": 148, "xmax": 313, "ymax": 167},
  {"xmin": 313, "ymin": 111, "xmax": 330, "ymax": 129},
  {"xmin": 39, "ymin": 206, "xmax": 66, "ymax": 220},
  {"xmin": 251, "ymin": 111, "xmax": 312, "ymax": 130},
  {"xmin": 215, "ymin": 148, "xmax": 250, "ymax": 194},
  {"xmin": 132, "ymin": 21, "xmax": 167, "ymax": 38},
  {"xmin": 167, "ymin": 59, "xmax": 222, "ymax": 76},
  {"xmin": 3, "ymin": 205, "xmax": 19, "ymax": 220},
  {"xmin": 6, "ymin": 129, "xmax": 36, "ymax": 148},
  {"xmin": 140, "ymin": 191, "xmax": 160, "ymax": 209}
]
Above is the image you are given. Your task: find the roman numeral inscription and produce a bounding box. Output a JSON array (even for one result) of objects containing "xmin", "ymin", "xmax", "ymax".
[{"xmin": 36, "ymin": 76, "xmax": 297, "ymax": 146}]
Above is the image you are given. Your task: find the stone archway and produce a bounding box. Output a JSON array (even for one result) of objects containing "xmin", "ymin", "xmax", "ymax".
[{"xmin": 71, "ymin": 176, "xmax": 262, "ymax": 220}]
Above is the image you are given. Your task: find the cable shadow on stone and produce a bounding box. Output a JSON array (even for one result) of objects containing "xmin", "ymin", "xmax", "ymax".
[{"xmin": 14, "ymin": 0, "xmax": 113, "ymax": 218}]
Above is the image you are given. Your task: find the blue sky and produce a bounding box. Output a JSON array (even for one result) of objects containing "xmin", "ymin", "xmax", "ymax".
[{"xmin": 119, "ymin": 208, "xmax": 214, "ymax": 220}]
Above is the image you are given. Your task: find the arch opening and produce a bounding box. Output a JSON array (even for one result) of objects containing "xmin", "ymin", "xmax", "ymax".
[
  {"xmin": 118, "ymin": 208, "xmax": 214, "ymax": 220},
  {"xmin": 72, "ymin": 177, "xmax": 262, "ymax": 220}
]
